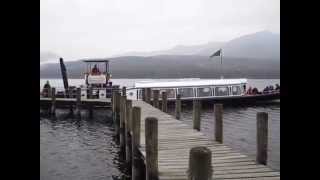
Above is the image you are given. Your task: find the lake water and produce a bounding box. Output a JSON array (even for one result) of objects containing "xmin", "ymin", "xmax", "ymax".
[{"xmin": 40, "ymin": 78, "xmax": 280, "ymax": 180}]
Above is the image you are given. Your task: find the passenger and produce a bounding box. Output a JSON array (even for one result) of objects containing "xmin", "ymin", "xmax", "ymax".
[
  {"xmin": 269, "ymin": 85, "xmax": 274, "ymax": 91},
  {"xmin": 42, "ymin": 80, "xmax": 51, "ymax": 97},
  {"xmin": 92, "ymin": 64, "xmax": 100, "ymax": 74},
  {"xmin": 252, "ymin": 87, "xmax": 258, "ymax": 95},
  {"xmin": 247, "ymin": 86, "xmax": 252, "ymax": 95}
]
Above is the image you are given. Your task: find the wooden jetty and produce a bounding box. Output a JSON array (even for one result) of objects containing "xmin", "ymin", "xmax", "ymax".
[{"xmin": 113, "ymin": 90, "xmax": 280, "ymax": 180}]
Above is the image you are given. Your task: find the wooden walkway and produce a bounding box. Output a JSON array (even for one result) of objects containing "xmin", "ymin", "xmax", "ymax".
[{"xmin": 133, "ymin": 100, "xmax": 280, "ymax": 180}]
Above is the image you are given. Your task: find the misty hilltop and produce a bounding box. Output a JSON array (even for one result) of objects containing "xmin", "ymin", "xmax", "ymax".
[
  {"xmin": 40, "ymin": 31, "xmax": 280, "ymax": 79},
  {"xmin": 115, "ymin": 31, "xmax": 279, "ymax": 60}
]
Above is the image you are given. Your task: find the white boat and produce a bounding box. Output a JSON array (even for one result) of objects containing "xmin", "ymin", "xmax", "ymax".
[{"xmin": 126, "ymin": 78, "xmax": 280, "ymax": 103}]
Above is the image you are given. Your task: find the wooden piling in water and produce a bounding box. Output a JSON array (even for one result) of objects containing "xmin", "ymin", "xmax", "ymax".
[
  {"xmin": 187, "ymin": 146, "xmax": 213, "ymax": 180},
  {"xmin": 146, "ymin": 88, "xmax": 151, "ymax": 104},
  {"xmin": 114, "ymin": 92, "xmax": 121, "ymax": 138},
  {"xmin": 120, "ymin": 95, "xmax": 127, "ymax": 152},
  {"xmin": 193, "ymin": 100, "xmax": 201, "ymax": 131},
  {"xmin": 256, "ymin": 112, "xmax": 268, "ymax": 165},
  {"xmin": 142, "ymin": 88, "xmax": 146, "ymax": 102},
  {"xmin": 175, "ymin": 94, "xmax": 181, "ymax": 120},
  {"xmin": 75, "ymin": 87, "xmax": 81, "ymax": 117},
  {"xmin": 132, "ymin": 106, "xmax": 142, "ymax": 180},
  {"xmin": 126, "ymin": 100, "xmax": 133, "ymax": 164},
  {"xmin": 152, "ymin": 90, "xmax": 159, "ymax": 108},
  {"xmin": 50, "ymin": 87, "xmax": 56, "ymax": 116},
  {"xmin": 122, "ymin": 86, "xmax": 126, "ymax": 96},
  {"xmin": 161, "ymin": 92, "xmax": 167, "ymax": 113},
  {"xmin": 145, "ymin": 117, "xmax": 158, "ymax": 180},
  {"xmin": 214, "ymin": 104, "xmax": 223, "ymax": 143}
]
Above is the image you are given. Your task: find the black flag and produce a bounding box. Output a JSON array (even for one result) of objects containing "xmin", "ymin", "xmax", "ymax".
[{"xmin": 209, "ymin": 49, "xmax": 221, "ymax": 58}]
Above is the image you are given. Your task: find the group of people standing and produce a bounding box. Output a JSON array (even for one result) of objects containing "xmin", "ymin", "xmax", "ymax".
[{"xmin": 246, "ymin": 83, "xmax": 280, "ymax": 95}]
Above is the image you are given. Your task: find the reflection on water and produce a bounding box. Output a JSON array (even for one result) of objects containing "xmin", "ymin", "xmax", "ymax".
[
  {"xmin": 40, "ymin": 110, "xmax": 130, "ymax": 180},
  {"xmin": 167, "ymin": 101, "xmax": 280, "ymax": 171}
]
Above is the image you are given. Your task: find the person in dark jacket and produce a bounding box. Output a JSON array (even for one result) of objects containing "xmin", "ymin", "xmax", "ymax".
[{"xmin": 42, "ymin": 80, "xmax": 51, "ymax": 97}]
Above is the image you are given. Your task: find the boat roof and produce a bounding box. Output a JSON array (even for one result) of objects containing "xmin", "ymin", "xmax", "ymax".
[
  {"xmin": 135, "ymin": 79, "xmax": 247, "ymax": 88},
  {"xmin": 82, "ymin": 58, "xmax": 109, "ymax": 62}
]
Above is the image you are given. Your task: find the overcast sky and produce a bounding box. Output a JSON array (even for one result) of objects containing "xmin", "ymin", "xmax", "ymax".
[{"xmin": 40, "ymin": 0, "xmax": 280, "ymax": 61}]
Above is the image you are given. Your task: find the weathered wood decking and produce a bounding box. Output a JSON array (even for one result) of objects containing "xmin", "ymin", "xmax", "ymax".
[{"xmin": 133, "ymin": 100, "xmax": 280, "ymax": 180}]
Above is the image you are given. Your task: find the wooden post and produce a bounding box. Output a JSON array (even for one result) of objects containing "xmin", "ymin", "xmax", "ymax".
[
  {"xmin": 47, "ymin": 87, "xmax": 52, "ymax": 98},
  {"xmin": 142, "ymin": 88, "xmax": 146, "ymax": 101},
  {"xmin": 88, "ymin": 87, "xmax": 93, "ymax": 118},
  {"xmin": 115, "ymin": 92, "xmax": 121, "ymax": 137},
  {"xmin": 214, "ymin": 104, "xmax": 223, "ymax": 143},
  {"xmin": 256, "ymin": 112, "xmax": 268, "ymax": 165},
  {"xmin": 75, "ymin": 87, "xmax": 81, "ymax": 117},
  {"xmin": 152, "ymin": 90, "xmax": 159, "ymax": 108},
  {"xmin": 126, "ymin": 100, "xmax": 133, "ymax": 164},
  {"xmin": 50, "ymin": 87, "xmax": 56, "ymax": 116},
  {"xmin": 88, "ymin": 86, "xmax": 93, "ymax": 99},
  {"xmin": 132, "ymin": 106, "xmax": 142, "ymax": 180},
  {"xmin": 193, "ymin": 100, "xmax": 201, "ymax": 131},
  {"xmin": 122, "ymin": 86, "xmax": 126, "ymax": 96},
  {"xmin": 145, "ymin": 117, "xmax": 158, "ymax": 180},
  {"xmin": 112, "ymin": 91, "xmax": 116, "ymax": 121},
  {"xmin": 187, "ymin": 146, "xmax": 213, "ymax": 180},
  {"xmin": 120, "ymin": 95, "xmax": 127, "ymax": 152},
  {"xmin": 161, "ymin": 92, "xmax": 167, "ymax": 113},
  {"xmin": 146, "ymin": 88, "xmax": 151, "ymax": 104},
  {"xmin": 175, "ymin": 94, "xmax": 181, "ymax": 120}
]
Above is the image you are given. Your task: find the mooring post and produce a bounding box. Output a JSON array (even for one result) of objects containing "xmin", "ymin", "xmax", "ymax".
[
  {"xmin": 132, "ymin": 106, "xmax": 142, "ymax": 180},
  {"xmin": 214, "ymin": 104, "xmax": 223, "ymax": 143},
  {"xmin": 256, "ymin": 112, "xmax": 268, "ymax": 165},
  {"xmin": 122, "ymin": 86, "xmax": 126, "ymax": 96},
  {"xmin": 187, "ymin": 146, "xmax": 213, "ymax": 180},
  {"xmin": 175, "ymin": 94, "xmax": 181, "ymax": 120},
  {"xmin": 115, "ymin": 92, "xmax": 121, "ymax": 137},
  {"xmin": 112, "ymin": 91, "xmax": 116, "ymax": 122},
  {"xmin": 161, "ymin": 91, "xmax": 167, "ymax": 113},
  {"xmin": 47, "ymin": 87, "xmax": 52, "ymax": 98},
  {"xmin": 120, "ymin": 95, "xmax": 127, "ymax": 153},
  {"xmin": 193, "ymin": 100, "xmax": 201, "ymax": 131},
  {"xmin": 145, "ymin": 117, "xmax": 158, "ymax": 180},
  {"xmin": 152, "ymin": 90, "xmax": 159, "ymax": 108},
  {"xmin": 88, "ymin": 87, "xmax": 93, "ymax": 118},
  {"xmin": 142, "ymin": 88, "xmax": 146, "ymax": 101},
  {"xmin": 75, "ymin": 87, "xmax": 81, "ymax": 117},
  {"xmin": 50, "ymin": 87, "xmax": 56, "ymax": 116},
  {"xmin": 146, "ymin": 88, "xmax": 151, "ymax": 104},
  {"xmin": 126, "ymin": 99, "xmax": 133, "ymax": 164}
]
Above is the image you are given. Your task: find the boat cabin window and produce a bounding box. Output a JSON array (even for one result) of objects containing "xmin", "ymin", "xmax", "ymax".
[
  {"xmin": 197, "ymin": 87, "xmax": 212, "ymax": 97},
  {"xmin": 159, "ymin": 89, "xmax": 176, "ymax": 99},
  {"xmin": 232, "ymin": 86, "xmax": 241, "ymax": 95},
  {"xmin": 178, "ymin": 88, "xmax": 194, "ymax": 98},
  {"xmin": 215, "ymin": 86, "xmax": 229, "ymax": 96}
]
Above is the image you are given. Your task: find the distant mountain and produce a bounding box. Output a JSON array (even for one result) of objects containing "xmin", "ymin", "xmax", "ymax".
[
  {"xmin": 221, "ymin": 31, "xmax": 280, "ymax": 60},
  {"xmin": 115, "ymin": 42, "xmax": 225, "ymax": 57},
  {"xmin": 115, "ymin": 30, "xmax": 279, "ymax": 60},
  {"xmin": 40, "ymin": 30, "xmax": 279, "ymax": 79},
  {"xmin": 40, "ymin": 55, "xmax": 279, "ymax": 79}
]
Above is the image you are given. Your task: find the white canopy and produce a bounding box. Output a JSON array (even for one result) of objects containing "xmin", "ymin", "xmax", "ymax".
[{"xmin": 135, "ymin": 79, "xmax": 247, "ymax": 88}]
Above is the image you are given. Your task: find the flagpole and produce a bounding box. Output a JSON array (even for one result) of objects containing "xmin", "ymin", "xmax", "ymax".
[{"xmin": 220, "ymin": 49, "xmax": 223, "ymax": 79}]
